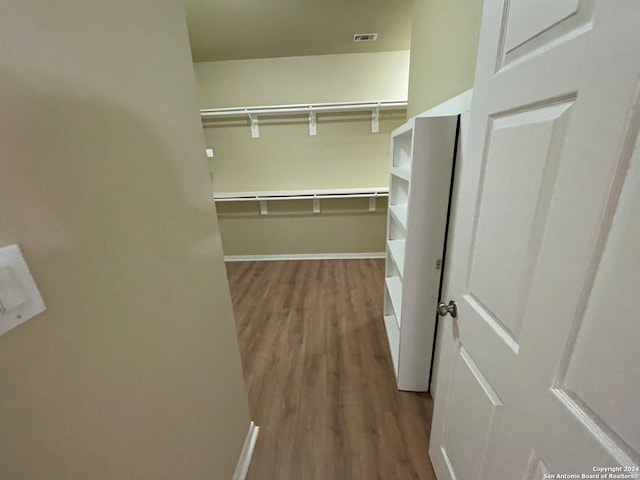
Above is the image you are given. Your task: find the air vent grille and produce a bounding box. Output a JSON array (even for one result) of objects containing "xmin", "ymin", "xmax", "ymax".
[{"xmin": 353, "ymin": 33, "xmax": 378, "ymax": 42}]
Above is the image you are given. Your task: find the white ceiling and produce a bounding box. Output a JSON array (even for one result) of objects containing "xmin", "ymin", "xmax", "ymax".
[{"xmin": 183, "ymin": 0, "xmax": 413, "ymax": 62}]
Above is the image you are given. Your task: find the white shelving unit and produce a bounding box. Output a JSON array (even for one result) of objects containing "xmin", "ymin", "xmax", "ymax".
[{"xmin": 382, "ymin": 90, "xmax": 472, "ymax": 391}]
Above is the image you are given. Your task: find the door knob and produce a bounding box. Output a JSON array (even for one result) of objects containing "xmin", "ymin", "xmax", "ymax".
[{"xmin": 437, "ymin": 300, "xmax": 458, "ymax": 318}]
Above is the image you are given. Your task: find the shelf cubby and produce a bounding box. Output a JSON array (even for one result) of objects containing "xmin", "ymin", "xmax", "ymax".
[{"xmin": 387, "ymin": 239, "xmax": 405, "ymax": 278}]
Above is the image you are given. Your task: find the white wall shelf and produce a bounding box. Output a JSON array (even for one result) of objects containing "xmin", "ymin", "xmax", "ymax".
[
  {"xmin": 382, "ymin": 90, "xmax": 472, "ymax": 392},
  {"xmin": 201, "ymin": 100, "xmax": 407, "ymax": 138},
  {"xmin": 214, "ymin": 187, "xmax": 388, "ymax": 215}
]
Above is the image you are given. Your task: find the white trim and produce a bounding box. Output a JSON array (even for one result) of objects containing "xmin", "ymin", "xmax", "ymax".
[
  {"xmin": 224, "ymin": 252, "xmax": 386, "ymax": 262},
  {"xmin": 233, "ymin": 421, "xmax": 260, "ymax": 480}
]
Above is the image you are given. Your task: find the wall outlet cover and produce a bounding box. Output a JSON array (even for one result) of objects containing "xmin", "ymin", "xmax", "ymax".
[{"xmin": 0, "ymin": 244, "xmax": 46, "ymax": 336}]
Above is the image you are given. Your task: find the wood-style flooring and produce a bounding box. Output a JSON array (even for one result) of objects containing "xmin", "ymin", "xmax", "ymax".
[{"xmin": 226, "ymin": 259, "xmax": 437, "ymax": 480}]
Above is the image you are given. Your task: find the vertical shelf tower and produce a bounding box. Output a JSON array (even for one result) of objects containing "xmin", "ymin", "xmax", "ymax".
[{"xmin": 383, "ymin": 91, "xmax": 471, "ymax": 391}]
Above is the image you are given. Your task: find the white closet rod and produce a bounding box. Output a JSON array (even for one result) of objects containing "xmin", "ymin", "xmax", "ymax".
[
  {"xmin": 201, "ymin": 101, "xmax": 407, "ymax": 136},
  {"xmin": 214, "ymin": 188, "xmax": 389, "ymax": 215},
  {"xmin": 200, "ymin": 100, "xmax": 407, "ymax": 117},
  {"xmin": 215, "ymin": 187, "xmax": 388, "ymax": 199},
  {"xmin": 214, "ymin": 193, "xmax": 388, "ymax": 202}
]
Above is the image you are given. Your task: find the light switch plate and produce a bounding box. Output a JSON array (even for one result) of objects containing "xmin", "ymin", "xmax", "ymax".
[
  {"xmin": 0, "ymin": 244, "xmax": 46, "ymax": 336},
  {"xmin": 205, "ymin": 148, "xmax": 214, "ymax": 158},
  {"xmin": 0, "ymin": 266, "xmax": 28, "ymax": 313}
]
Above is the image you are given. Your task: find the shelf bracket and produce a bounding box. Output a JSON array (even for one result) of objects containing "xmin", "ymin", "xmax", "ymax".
[
  {"xmin": 259, "ymin": 198, "xmax": 268, "ymax": 215},
  {"xmin": 371, "ymin": 104, "xmax": 380, "ymax": 133},
  {"xmin": 369, "ymin": 194, "xmax": 377, "ymax": 212},
  {"xmin": 308, "ymin": 108, "xmax": 317, "ymax": 136},
  {"xmin": 248, "ymin": 113, "xmax": 260, "ymax": 139},
  {"xmin": 313, "ymin": 195, "xmax": 320, "ymax": 214}
]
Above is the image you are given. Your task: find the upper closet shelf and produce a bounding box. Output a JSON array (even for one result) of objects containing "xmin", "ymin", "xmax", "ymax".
[{"xmin": 200, "ymin": 100, "xmax": 407, "ymax": 138}]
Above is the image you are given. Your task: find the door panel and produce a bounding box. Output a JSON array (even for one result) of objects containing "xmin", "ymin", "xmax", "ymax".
[
  {"xmin": 430, "ymin": 0, "xmax": 640, "ymax": 478},
  {"xmin": 482, "ymin": 413, "xmax": 534, "ymax": 479},
  {"xmin": 441, "ymin": 347, "xmax": 502, "ymax": 480},
  {"xmin": 504, "ymin": 0, "xmax": 580, "ymax": 50},
  {"xmin": 499, "ymin": 0, "xmax": 594, "ymax": 70},
  {"xmin": 560, "ymin": 112, "xmax": 640, "ymax": 457},
  {"xmin": 469, "ymin": 101, "xmax": 573, "ymax": 345}
]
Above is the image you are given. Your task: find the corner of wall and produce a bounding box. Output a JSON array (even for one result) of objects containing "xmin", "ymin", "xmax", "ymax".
[{"xmin": 406, "ymin": 0, "xmax": 483, "ymax": 117}]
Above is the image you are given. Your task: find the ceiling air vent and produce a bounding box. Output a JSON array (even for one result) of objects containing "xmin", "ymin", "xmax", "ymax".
[{"xmin": 353, "ymin": 33, "xmax": 378, "ymax": 42}]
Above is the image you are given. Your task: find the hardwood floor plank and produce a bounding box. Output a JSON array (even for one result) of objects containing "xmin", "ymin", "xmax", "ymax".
[{"xmin": 226, "ymin": 259, "xmax": 437, "ymax": 480}]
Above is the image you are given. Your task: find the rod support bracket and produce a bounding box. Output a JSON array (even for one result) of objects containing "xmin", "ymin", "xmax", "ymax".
[
  {"xmin": 259, "ymin": 198, "xmax": 268, "ymax": 215},
  {"xmin": 369, "ymin": 193, "xmax": 377, "ymax": 212},
  {"xmin": 371, "ymin": 104, "xmax": 380, "ymax": 133},
  {"xmin": 248, "ymin": 112, "xmax": 260, "ymax": 138},
  {"xmin": 313, "ymin": 195, "xmax": 320, "ymax": 214},
  {"xmin": 308, "ymin": 108, "xmax": 317, "ymax": 136}
]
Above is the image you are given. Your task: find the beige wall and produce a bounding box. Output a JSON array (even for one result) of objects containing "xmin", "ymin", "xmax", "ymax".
[
  {"xmin": 0, "ymin": 1, "xmax": 250, "ymax": 479},
  {"xmin": 195, "ymin": 51, "xmax": 410, "ymax": 108},
  {"xmin": 205, "ymin": 113, "xmax": 405, "ymax": 193},
  {"xmin": 195, "ymin": 52, "xmax": 409, "ymax": 256},
  {"xmin": 407, "ymin": 0, "xmax": 483, "ymax": 117},
  {"xmin": 217, "ymin": 198, "xmax": 388, "ymax": 255}
]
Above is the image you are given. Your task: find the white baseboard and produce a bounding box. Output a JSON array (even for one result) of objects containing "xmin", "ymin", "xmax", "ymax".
[
  {"xmin": 224, "ymin": 252, "xmax": 385, "ymax": 262},
  {"xmin": 233, "ymin": 421, "xmax": 260, "ymax": 480}
]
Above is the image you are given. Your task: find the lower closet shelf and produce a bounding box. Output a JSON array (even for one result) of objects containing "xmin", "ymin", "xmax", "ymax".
[
  {"xmin": 383, "ymin": 314, "xmax": 400, "ymax": 376},
  {"xmin": 385, "ymin": 276, "xmax": 403, "ymax": 323}
]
